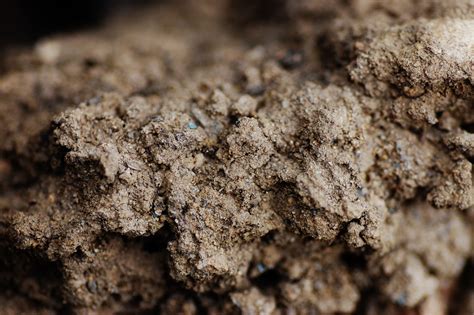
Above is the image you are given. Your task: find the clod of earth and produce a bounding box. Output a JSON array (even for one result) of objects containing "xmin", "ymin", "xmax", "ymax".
[{"xmin": 0, "ymin": 0, "xmax": 473, "ymax": 314}]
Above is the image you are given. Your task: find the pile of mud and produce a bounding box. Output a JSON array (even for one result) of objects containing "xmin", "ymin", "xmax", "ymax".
[{"xmin": 0, "ymin": 1, "xmax": 473, "ymax": 314}]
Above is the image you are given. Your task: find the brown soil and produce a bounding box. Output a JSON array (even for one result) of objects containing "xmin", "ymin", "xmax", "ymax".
[{"xmin": 0, "ymin": 1, "xmax": 473, "ymax": 314}]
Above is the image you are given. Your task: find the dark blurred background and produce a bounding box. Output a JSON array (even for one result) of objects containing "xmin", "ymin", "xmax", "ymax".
[
  {"xmin": 0, "ymin": 0, "xmax": 290, "ymax": 51},
  {"xmin": 0, "ymin": 0, "xmax": 155, "ymax": 49}
]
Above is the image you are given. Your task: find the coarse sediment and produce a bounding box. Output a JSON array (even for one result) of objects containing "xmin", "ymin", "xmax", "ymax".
[{"xmin": 0, "ymin": 1, "xmax": 473, "ymax": 314}]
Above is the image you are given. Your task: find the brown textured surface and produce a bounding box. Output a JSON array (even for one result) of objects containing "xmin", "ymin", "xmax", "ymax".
[{"xmin": 0, "ymin": 0, "xmax": 473, "ymax": 314}]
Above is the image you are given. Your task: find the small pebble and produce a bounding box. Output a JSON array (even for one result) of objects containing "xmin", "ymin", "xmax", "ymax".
[
  {"xmin": 246, "ymin": 85, "xmax": 266, "ymax": 96},
  {"xmin": 357, "ymin": 187, "xmax": 366, "ymax": 198},
  {"xmin": 188, "ymin": 121, "xmax": 198, "ymax": 129},
  {"xmin": 278, "ymin": 49, "xmax": 304, "ymax": 70},
  {"xmin": 152, "ymin": 210, "xmax": 161, "ymax": 219},
  {"xmin": 395, "ymin": 292, "xmax": 407, "ymax": 306},
  {"xmin": 257, "ymin": 263, "xmax": 266, "ymax": 273},
  {"xmin": 86, "ymin": 279, "xmax": 98, "ymax": 293},
  {"xmin": 388, "ymin": 207, "xmax": 398, "ymax": 214}
]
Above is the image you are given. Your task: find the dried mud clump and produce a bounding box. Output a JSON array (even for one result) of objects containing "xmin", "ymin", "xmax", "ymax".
[{"xmin": 0, "ymin": 0, "xmax": 473, "ymax": 314}]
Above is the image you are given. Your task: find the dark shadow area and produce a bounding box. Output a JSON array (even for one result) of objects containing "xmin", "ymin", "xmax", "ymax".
[
  {"xmin": 228, "ymin": 0, "xmax": 288, "ymax": 24},
  {"xmin": 0, "ymin": 0, "xmax": 159, "ymax": 49},
  {"xmin": 0, "ymin": 246, "xmax": 64, "ymax": 309},
  {"xmin": 448, "ymin": 260, "xmax": 474, "ymax": 315}
]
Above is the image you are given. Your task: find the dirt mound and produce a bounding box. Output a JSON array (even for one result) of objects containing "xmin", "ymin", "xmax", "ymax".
[{"xmin": 0, "ymin": 1, "xmax": 473, "ymax": 314}]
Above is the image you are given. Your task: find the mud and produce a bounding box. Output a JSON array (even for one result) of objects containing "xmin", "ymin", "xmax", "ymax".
[{"xmin": 0, "ymin": 0, "xmax": 473, "ymax": 314}]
